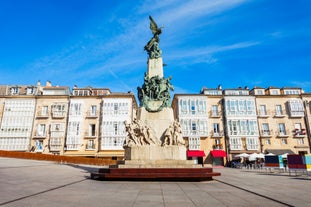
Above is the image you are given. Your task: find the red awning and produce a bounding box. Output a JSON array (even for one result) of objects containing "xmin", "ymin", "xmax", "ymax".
[
  {"xmin": 187, "ymin": 150, "xmax": 206, "ymax": 157},
  {"xmin": 210, "ymin": 150, "xmax": 227, "ymax": 158}
]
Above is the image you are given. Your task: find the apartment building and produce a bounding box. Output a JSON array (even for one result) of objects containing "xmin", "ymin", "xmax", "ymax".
[
  {"xmin": 223, "ymin": 88, "xmax": 260, "ymax": 160},
  {"xmin": 172, "ymin": 94, "xmax": 208, "ymax": 165},
  {"xmin": 200, "ymin": 87, "xmax": 226, "ymax": 166},
  {"xmin": 251, "ymin": 87, "xmax": 309, "ymax": 155},
  {"xmin": 172, "ymin": 87, "xmax": 227, "ymax": 167},
  {"xmin": 0, "ymin": 85, "xmax": 38, "ymax": 151},
  {"xmin": 31, "ymin": 84, "xmax": 70, "ymax": 154},
  {"xmin": 0, "ymin": 82, "xmax": 310, "ymax": 165},
  {"xmin": 0, "ymin": 82, "xmax": 137, "ymax": 160}
]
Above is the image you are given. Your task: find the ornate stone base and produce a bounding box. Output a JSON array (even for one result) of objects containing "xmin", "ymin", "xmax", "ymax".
[
  {"xmin": 137, "ymin": 107, "xmax": 174, "ymax": 140},
  {"xmin": 124, "ymin": 145, "xmax": 186, "ymax": 161}
]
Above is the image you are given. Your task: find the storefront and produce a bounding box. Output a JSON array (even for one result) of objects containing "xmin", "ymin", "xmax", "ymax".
[
  {"xmin": 187, "ymin": 150, "xmax": 205, "ymax": 165},
  {"xmin": 210, "ymin": 150, "xmax": 226, "ymax": 166}
]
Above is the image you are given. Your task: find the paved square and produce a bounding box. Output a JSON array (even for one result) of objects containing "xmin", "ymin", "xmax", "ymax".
[{"xmin": 0, "ymin": 157, "xmax": 310, "ymax": 207}]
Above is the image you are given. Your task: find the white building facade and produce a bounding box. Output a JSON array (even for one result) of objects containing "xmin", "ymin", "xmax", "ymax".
[
  {"xmin": 0, "ymin": 99, "xmax": 36, "ymax": 151},
  {"xmin": 223, "ymin": 89, "xmax": 259, "ymax": 157}
]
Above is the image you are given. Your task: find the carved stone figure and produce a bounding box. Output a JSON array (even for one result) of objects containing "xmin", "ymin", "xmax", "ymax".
[
  {"xmin": 123, "ymin": 119, "xmax": 160, "ymax": 147},
  {"xmin": 162, "ymin": 121, "xmax": 185, "ymax": 146}
]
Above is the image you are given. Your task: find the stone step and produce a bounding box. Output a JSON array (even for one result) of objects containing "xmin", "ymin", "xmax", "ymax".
[{"xmin": 91, "ymin": 167, "xmax": 221, "ymax": 181}]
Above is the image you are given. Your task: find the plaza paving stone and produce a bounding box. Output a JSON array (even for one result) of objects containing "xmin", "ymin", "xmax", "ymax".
[{"xmin": 0, "ymin": 157, "xmax": 310, "ymax": 207}]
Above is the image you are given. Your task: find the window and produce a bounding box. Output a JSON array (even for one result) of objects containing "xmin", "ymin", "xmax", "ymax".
[
  {"xmin": 90, "ymin": 105, "xmax": 97, "ymax": 116},
  {"xmin": 26, "ymin": 87, "xmax": 34, "ymax": 95},
  {"xmin": 114, "ymin": 122, "xmax": 118, "ymax": 135},
  {"xmin": 37, "ymin": 124, "xmax": 46, "ymax": 136},
  {"xmin": 229, "ymin": 137, "xmax": 241, "ymax": 150},
  {"xmin": 66, "ymin": 121, "xmax": 81, "ymax": 150},
  {"xmin": 256, "ymin": 90, "xmax": 264, "ymax": 95},
  {"xmin": 191, "ymin": 123, "xmax": 197, "ymax": 133},
  {"xmin": 271, "ymin": 90, "xmax": 279, "ymax": 95},
  {"xmin": 42, "ymin": 106, "xmax": 48, "ymax": 116},
  {"xmin": 87, "ymin": 140, "xmax": 95, "ymax": 150},
  {"xmin": 265, "ymin": 139, "xmax": 271, "ymax": 145},
  {"xmin": 259, "ymin": 105, "xmax": 267, "ymax": 116},
  {"xmin": 70, "ymin": 103, "xmax": 81, "ymax": 116},
  {"xmin": 53, "ymin": 103, "xmax": 67, "ymax": 117},
  {"xmin": 189, "ymin": 137, "xmax": 200, "ymax": 150},
  {"xmin": 278, "ymin": 123, "xmax": 286, "ymax": 135},
  {"xmin": 89, "ymin": 124, "xmax": 96, "ymax": 136},
  {"xmin": 190, "ymin": 100, "xmax": 196, "ymax": 114},
  {"xmin": 213, "ymin": 123, "xmax": 220, "ymax": 134},
  {"xmin": 281, "ymin": 139, "xmax": 287, "ymax": 145},
  {"xmin": 288, "ymin": 100, "xmax": 304, "ymax": 117},
  {"xmin": 114, "ymin": 103, "xmax": 118, "ymax": 114},
  {"xmin": 181, "ymin": 100, "xmax": 187, "ymax": 114},
  {"xmin": 284, "ymin": 90, "xmax": 300, "ymax": 95},
  {"xmin": 297, "ymin": 138, "xmax": 304, "ymax": 145},
  {"xmin": 275, "ymin": 105, "xmax": 283, "ymax": 116},
  {"xmin": 212, "ymin": 105, "xmax": 219, "ymax": 116},
  {"xmin": 262, "ymin": 123, "xmax": 270, "ymax": 135},
  {"xmin": 10, "ymin": 87, "xmax": 19, "ymax": 95},
  {"xmin": 246, "ymin": 137, "xmax": 259, "ymax": 150},
  {"xmin": 35, "ymin": 140, "xmax": 43, "ymax": 152}
]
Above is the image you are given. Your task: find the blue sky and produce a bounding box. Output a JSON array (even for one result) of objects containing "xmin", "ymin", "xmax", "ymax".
[{"xmin": 1, "ymin": 0, "xmax": 311, "ymax": 95}]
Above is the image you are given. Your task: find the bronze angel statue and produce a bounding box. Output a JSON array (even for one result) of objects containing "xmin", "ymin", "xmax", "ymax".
[{"xmin": 144, "ymin": 16, "xmax": 163, "ymax": 59}]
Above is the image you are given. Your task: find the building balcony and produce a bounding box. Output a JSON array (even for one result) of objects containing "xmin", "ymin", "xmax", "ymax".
[
  {"xmin": 257, "ymin": 110, "xmax": 270, "ymax": 118},
  {"xmin": 86, "ymin": 144, "xmax": 96, "ymax": 150},
  {"xmin": 84, "ymin": 132, "xmax": 97, "ymax": 139},
  {"xmin": 211, "ymin": 131, "xmax": 224, "ymax": 138},
  {"xmin": 33, "ymin": 133, "xmax": 46, "ymax": 139},
  {"xmin": 49, "ymin": 145, "xmax": 61, "ymax": 151},
  {"xmin": 273, "ymin": 111, "xmax": 286, "ymax": 118},
  {"xmin": 293, "ymin": 129, "xmax": 306, "ymax": 138},
  {"xmin": 213, "ymin": 144, "xmax": 223, "ymax": 150},
  {"xmin": 246, "ymin": 144, "xmax": 259, "ymax": 150},
  {"xmin": 289, "ymin": 111, "xmax": 304, "ymax": 118},
  {"xmin": 86, "ymin": 110, "xmax": 98, "ymax": 118},
  {"xmin": 52, "ymin": 111, "xmax": 66, "ymax": 118},
  {"xmin": 260, "ymin": 130, "xmax": 273, "ymax": 138},
  {"xmin": 209, "ymin": 111, "xmax": 221, "ymax": 118},
  {"xmin": 276, "ymin": 130, "xmax": 290, "ymax": 138},
  {"xmin": 36, "ymin": 112, "xmax": 49, "ymax": 119}
]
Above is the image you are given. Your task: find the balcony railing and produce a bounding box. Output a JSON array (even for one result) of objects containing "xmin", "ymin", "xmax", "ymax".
[
  {"xmin": 289, "ymin": 111, "xmax": 304, "ymax": 118},
  {"xmin": 260, "ymin": 130, "xmax": 273, "ymax": 137},
  {"xmin": 276, "ymin": 130, "xmax": 290, "ymax": 137},
  {"xmin": 274, "ymin": 111, "xmax": 286, "ymax": 118},
  {"xmin": 49, "ymin": 145, "xmax": 61, "ymax": 151},
  {"xmin": 86, "ymin": 110, "xmax": 98, "ymax": 118},
  {"xmin": 86, "ymin": 144, "xmax": 96, "ymax": 150},
  {"xmin": 246, "ymin": 144, "xmax": 259, "ymax": 150},
  {"xmin": 210, "ymin": 111, "xmax": 221, "ymax": 118},
  {"xmin": 52, "ymin": 111, "xmax": 66, "ymax": 118},
  {"xmin": 84, "ymin": 132, "xmax": 97, "ymax": 138},
  {"xmin": 257, "ymin": 110, "xmax": 270, "ymax": 118},
  {"xmin": 211, "ymin": 130, "xmax": 224, "ymax": 137},
  {"xmin": 213, "ymin": 144, "xmax": 223, "ymax": 150},
  {"xmin": 33, "ymin": 132, "xmax": 46, "ymax": 138},
  {"xmin": 230, "ymin": 144, "xmax": 242, "ymax": 150},
  {"xmin": 36, "ymin": 111, "xmax": 49, "ymax": 118},
  {"xmin": 293, "ymin": 129, "xmax": 306, "ymax": 137}
]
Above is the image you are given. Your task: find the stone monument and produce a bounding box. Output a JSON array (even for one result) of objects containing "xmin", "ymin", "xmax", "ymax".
[
  {"xmin": 119, "ymin": 16, "xmax": 194, "ymax": 168},
  {"xmin": 91, "ymin": 16, "xmax": 220, "ymax": 180}
]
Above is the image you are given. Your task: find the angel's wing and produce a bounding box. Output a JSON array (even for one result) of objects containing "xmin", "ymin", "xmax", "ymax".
[{"xmin": 149, "ymin": 16, "xmax": 161, "ymax": 35}]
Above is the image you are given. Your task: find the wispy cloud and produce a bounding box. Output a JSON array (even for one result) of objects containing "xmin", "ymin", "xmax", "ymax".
[{"xmin": 21, "ymin": 0, "xmax": 251, "ymax": 90}]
